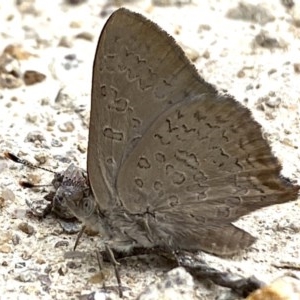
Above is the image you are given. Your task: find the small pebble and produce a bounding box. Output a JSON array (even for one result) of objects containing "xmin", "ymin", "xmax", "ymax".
[
  {"xmin": 59, "ymin": 121, "xmax": 75, "ymax": 132},
  {"xmin": 265, "ymin": 97, "xmax": 281, "ymax": 108},
  {"xmin": 202, "ymin": 50, "xmax": 210, "ymax": 59},
  {"xmin": 0, "ymin": 52, "xmax": 22, "ymax": 76},
  {"xmin": 0, "ymin": 197, "xmax": 5, "ymax": 209},
  {"xmin": 15, "ymin": 262, "xmax": 26, "ymax": 268},
  {"xmin": 1, "ymin": 189, "xmax": 15, "ymax": 201},
  {"xmin": 23, "ymin": 70, "xmax": 46, "ymax": 85},
  {"xmin": 66, "ymin": 0, "xmax": 87, "ymax": 4},
  {"xmin": 16, "ymin": 270, "xmax": 36, "ymax": 282},
  {"xmin": 0, "ymin": 244, "xmax": 12, "ymax": 253},
  {"xmin": 226, "ymin": 3, "xmax": 275, "ymax": 25},
  {"xmin": 18, "ymin": 222, "xmax": 35, "ymax": 235},
  {"xmin": 76, "ymin": 32, "xmax": 94, "ymax": 41},
  {"xmin": 268, "ymin": 68, "xmax": 277, "ymax": 75},
  {"xmin": 36, "ymin": 257, "xmax": 46, "ymax": 264},
  {"xmin": 0, "ymin": 73, "xmax": 23, "ymax": 89},
  {"xmin": 254, "ymin": 30, "xmax": 284, "ymax": 49},
  {"xmin": 53, "ymin": 155, "xmax": 72, "ymax": 164},
  {"xmin": 54, "ymin": 240, "xmax": 69, "ymax": 248},
  {"xmin": 12, "ymin": 234, "xmax": 21, "ymax": 245},
  {"xmin": 57, "ymin": 220, "xmax": 81, "ymax": 233},
  {"xmin": 4, "ymin": 44, "xmax": 33, "ymax": 60},
  {"xmin": 70, "ymin": 21, "xmax": 81, "ymax": 28},
  {"xmin": 58, "ymin": 265, "xmax": 68, "ymax": 276},
  {"xmin": 51, "ymin": 139, "xmax": 63, "ymax": 147},
  {"xmin": 246, "ymin": 276, "xmax": 300, "ymax": 300},
  {"xmin": 291, "ymin": 4, "xmax": 300, "ymax": 27},
  {"xmin": 25, "ymin": 131, "xmax": 46, "ymax": 143},
  {"xmin": 65, "ymin": 54, "xmax": 77, "ymax": 60},
  {"xmin": 293, "ymin": 63, "xmax": 300, "ymax": 73},
  {"xmin": 77, "ymin": 142, "xmax": 86, "ymax": 153},
  {"xmin": 137, "ymin": 267, "xmax": 194, "ymax": 300},
  {"xmin": 58, "ymin": 36, "xmax": 73, "ymax": 48},
  {"xmin": 152, "ymin": 0, "xmax": 192, "ymax": 6},
  {"xmin": 64, "ymin": 251, "xmax": 86, "ymax": 259},
  {"xmin": 21, "ymin": 251, "xmax": 32, "ymax": 260},
  {"xmin": 198, "ymin": 24, "xmax": 211, "ymax": 32},
  {"xmin": 66, "ymin": 261, "xmax": 81, "ymax": 269},
  {"xmin": 34, "ymin": 153, "xmax": 48, "ymax": 164},
  {"xmin": 281, "ymin": 0, "xmax": 294, "ymax": 8},
  {"xmin": 88, "ymin": 271, "xmax": 109, "ymax": 284},
  {"xmin": 40, "ymin": 97, "xmax": 50, "ymax": 105},
  {"xmin": 237, "ymin": 70, "xmax": 245, "ymax": 78},
  {"xmin": 25, "ymin": 112, "xmax": 38, "ymax": 123}
]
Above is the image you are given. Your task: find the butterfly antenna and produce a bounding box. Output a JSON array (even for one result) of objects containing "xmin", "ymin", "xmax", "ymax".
[{"xmin": 4, "ymin": 151, "xmax": 57, "ymax": 188}]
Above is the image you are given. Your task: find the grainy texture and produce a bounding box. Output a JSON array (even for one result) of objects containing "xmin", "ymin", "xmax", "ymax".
[{"xmin": 1, "ymin": 1, "xmax": 300, "ymax": 299}]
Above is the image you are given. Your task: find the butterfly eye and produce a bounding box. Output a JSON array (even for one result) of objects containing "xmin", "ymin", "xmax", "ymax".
[{"xmin": 81, "ymin": 198, "xmax": 94, "ymax": 216}]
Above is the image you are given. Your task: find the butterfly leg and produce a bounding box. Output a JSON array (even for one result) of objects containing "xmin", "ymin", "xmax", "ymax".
[
  {"xmin": 104, "ymin": 243, "xmax": 123, "ymax": 298},
  {"xmin": 73, "ymin": 225, "xmax": 86, "ymax": 251}
]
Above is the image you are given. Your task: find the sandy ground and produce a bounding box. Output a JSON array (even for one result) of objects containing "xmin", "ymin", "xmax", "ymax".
[{"xmin": 1, "ymin": 0, "xmax": 300, "ymax": 299}]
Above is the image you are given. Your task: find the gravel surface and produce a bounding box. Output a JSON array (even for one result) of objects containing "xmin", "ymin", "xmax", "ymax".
[{"xmin": 1, "ymin": 1, "xmax": 300, "ymax": 299}]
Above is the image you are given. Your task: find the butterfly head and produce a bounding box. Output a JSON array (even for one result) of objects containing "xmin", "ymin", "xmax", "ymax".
[{"xmin": 53, "ymin": 164, "xmax": 98, "ymax": 227}]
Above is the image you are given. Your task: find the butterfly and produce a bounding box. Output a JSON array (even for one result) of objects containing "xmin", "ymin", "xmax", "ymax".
[{"xmin": 10, "ymin": 8, "xmax": 300, "ymax": 257}]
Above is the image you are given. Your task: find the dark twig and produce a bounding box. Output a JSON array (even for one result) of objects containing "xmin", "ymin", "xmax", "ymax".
[{"xmin": 176, "ymin": 252, "xmax": 266, "ymax": 298}]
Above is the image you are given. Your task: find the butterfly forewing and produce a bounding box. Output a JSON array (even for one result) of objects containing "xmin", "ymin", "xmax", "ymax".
[{"xmin": 88, "ymin": 8, "xmax": 217, "ymax": 210}]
